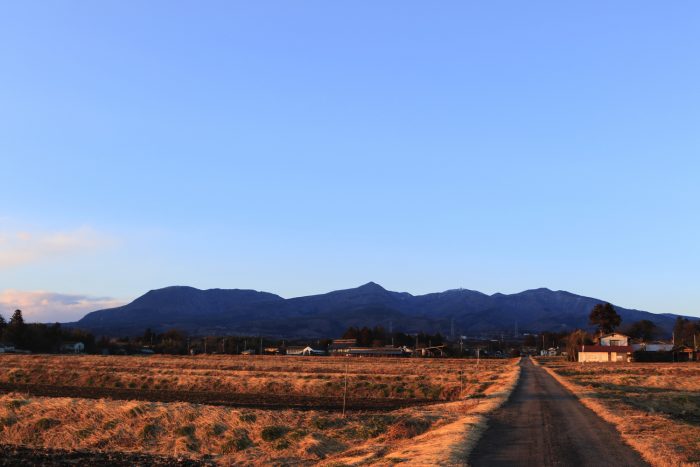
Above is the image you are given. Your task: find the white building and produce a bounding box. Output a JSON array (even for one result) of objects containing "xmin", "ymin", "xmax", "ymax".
[
  {"xmin": 631, "ymin": 341, "xmax": 674, "ymax": 352},
  {"xmin": 61, "ymin": 342, "xmax": 85, "ymax": 354},
  {"xmin": 286, "ymin": 346, "xmax": 325, "ymax": 356},
  {"xmin": 599, "ymin": 333, "xmax": 629, "ymax": 347}
]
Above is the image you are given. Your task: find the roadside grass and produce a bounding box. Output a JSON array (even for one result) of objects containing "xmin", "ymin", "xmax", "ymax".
[
  {"xmin": 325, "ymin": 357, "xmax": 522, "ymax": 466},
  {"xmin": 535, "ymin": 358, "xmax": 700, "ymax": 467}
]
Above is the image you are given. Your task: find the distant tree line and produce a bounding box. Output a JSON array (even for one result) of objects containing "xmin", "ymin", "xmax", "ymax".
[
  {"xmin": 341, "ymin": 326, "xmax": 444, "ymax": 347},
  {"xmin": 0, "ymin": 312, "xmax": 328, "ymax": 356},
  {"xmin": 3, "ymin": 304, "xmax": 697, "ymax": 358},
  {"xmin": 94, "ymin": 329, "xmax": 321, "ymax": 356},
  {"xmin": 0, "ymin": 310, "xmax": 96, "ymax": 353}
]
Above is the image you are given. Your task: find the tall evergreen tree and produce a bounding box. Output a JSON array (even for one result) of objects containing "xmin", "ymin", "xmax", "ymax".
[
  {"xmin": 589, "ymin": 303, "xmax": 621, "ymax": 335},
  {"xmin": 0, "ymin": 312, "xmax": 6, "ymax": 343},
  {"xmin": 7, "ymin": 309, "xmax": 27, "ymax": 347}
]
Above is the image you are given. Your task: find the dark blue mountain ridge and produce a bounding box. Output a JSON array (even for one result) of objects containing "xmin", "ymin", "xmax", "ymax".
[{"xmin": 70, "ymin": 282, "xmax": 694, "ymax": 338}]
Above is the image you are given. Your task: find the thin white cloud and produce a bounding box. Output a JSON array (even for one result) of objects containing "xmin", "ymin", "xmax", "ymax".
[
  {"xmin": 0, "ymin": 290, "xmax": 125, "ymax": 323},
  {"xmin": 0, "ymin": 226, "xmax": 116, "ymax": 269}
]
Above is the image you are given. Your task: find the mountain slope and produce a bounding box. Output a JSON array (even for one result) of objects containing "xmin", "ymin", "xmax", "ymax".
[
  {"xmin": 76, "ymin": 286, "xmax": 284, "ymax": 336},
  {"xmin": 71, "ymin": 283, "xmax": 691, "ymax": 338}
]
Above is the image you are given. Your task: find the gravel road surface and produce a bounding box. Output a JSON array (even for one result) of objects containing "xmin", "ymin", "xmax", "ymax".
[{"xmin": 469, "ymin": 358, "xmax": 648, "ymax": 467}]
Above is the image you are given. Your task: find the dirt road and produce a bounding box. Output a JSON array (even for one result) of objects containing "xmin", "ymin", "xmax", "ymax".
[{"xmin": 468, "ymin": 358, "xmax": 648, "ymax": 467}]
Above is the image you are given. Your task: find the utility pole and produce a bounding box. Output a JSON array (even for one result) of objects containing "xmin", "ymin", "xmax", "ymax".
[
  {"xmin": 204, "ymin": 338, "xmax": 207, "ymax": 354},
  {"xmin": 342, "ymin": 362, "xmax": 349, "ymax": 418},
  {"xmin": 259, "ymin": 337, "xmax": 263, "ymax": 356}
]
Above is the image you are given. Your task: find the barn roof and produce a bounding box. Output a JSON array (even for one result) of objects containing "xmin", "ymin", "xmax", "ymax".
[{"xmin": 579, "ymin": 345, "xmax": 633, "ymax": 352}]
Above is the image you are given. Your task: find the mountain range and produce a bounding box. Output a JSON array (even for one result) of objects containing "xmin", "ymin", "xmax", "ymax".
[{"xmin": 70, "ymin": 282, "xmax": 690, "ymax": 338}]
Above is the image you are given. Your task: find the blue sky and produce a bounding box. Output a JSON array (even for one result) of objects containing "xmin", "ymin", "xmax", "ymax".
[{"xmin": 1, "ymin": 1, "xmax": 699, "ymax": 322}]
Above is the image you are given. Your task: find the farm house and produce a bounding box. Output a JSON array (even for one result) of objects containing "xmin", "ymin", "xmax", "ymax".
[
  {"xmin": 598, "ymin": 333, "xmax": 630, "ymax": 346},
  {"xmin": 329, "ymin": 338, "xmax": 357, "ymax": 353},
  {"xmin": 578, "ymin": 333, "xmax": 632, "ymax": 362}
]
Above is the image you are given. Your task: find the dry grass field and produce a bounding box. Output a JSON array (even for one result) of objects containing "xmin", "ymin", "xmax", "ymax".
[
  {"xmin": 0, "ymin": 355, "xmax": 520, "ymax": 465},
  {"xmin": 536, "ymin": 358, "xmax": 700, "ymax": 467},
  {"xmin": 0, "ymin": 354, "xmax": 505, "ymax": 401}
]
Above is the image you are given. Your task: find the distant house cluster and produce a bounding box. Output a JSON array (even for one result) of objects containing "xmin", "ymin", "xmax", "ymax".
[
  {"xmin": 249, "ymin": 338, "xmax": 446, "ymax": 358},
  {"xmin": 0, "ymin": 343, "xmax": 85, "ymax": 354},
  {"xmin": 329, "ymin": 338, "xmax": 442, "ymax": 357}
]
